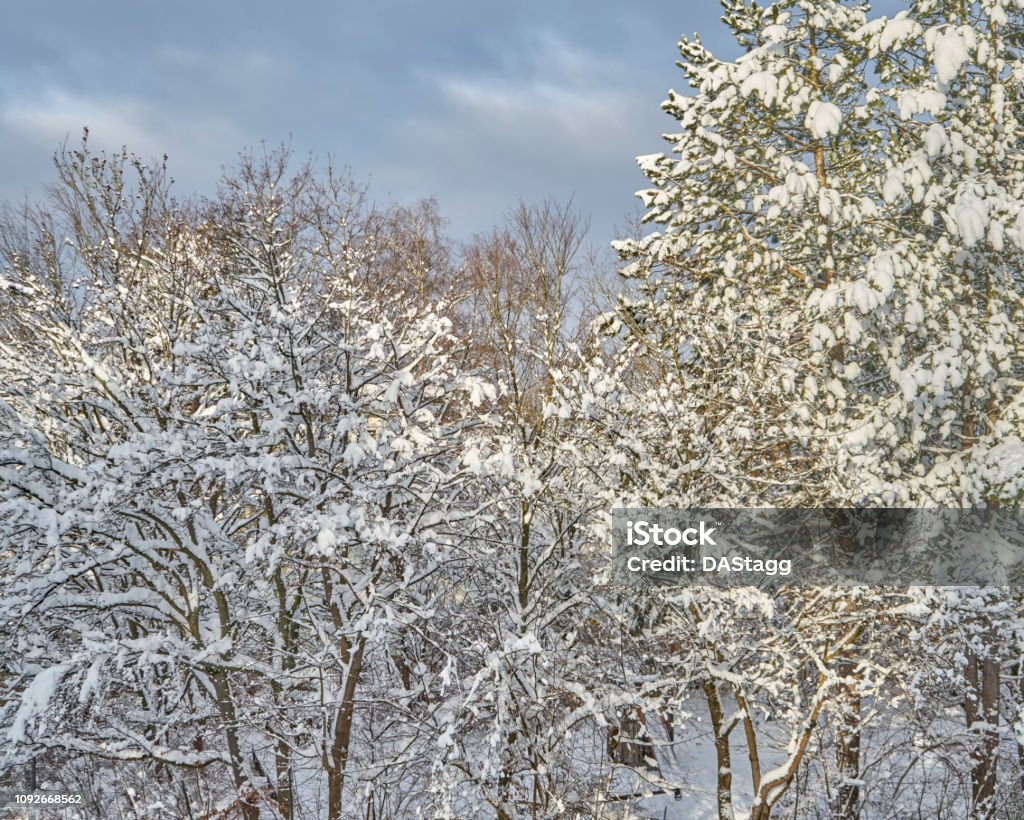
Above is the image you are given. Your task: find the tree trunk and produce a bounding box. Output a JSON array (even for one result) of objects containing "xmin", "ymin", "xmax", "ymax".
[
  {"xmin": 271, "ymin": 568, "xmax": 297, "ymax": 819},
  {"xmin": 749, "ymin": 803, "xmax": 771, "ymax": 820},
  {"xmin": 274, "ymin": 734, "xmax": 293, "ymax": 820},
  {"xmin": 1015, "ymin": 658, "xmax": 1024, "ymax": 799},
  {"xmin": 327, "ymin": 638, "xmax": 365, "ymax": 820},
  {"xmin": 210, "ymin": 667, "xmax": 259, "ymax": 820},
  {"xmin": 965, "ymin": 644, "xmax": 1000, "ymax": 819},
  {"xmin": 498, "ymin": 728, "xmax": 517, "ymax": 820},
  {"xmin": 749, "ymin": 693, "xmax": 826, "ymax": 820},
  {"xmin": 834, "ymin": 659, "xmax": 861, "ymax": 819},
  {"xmin": 702, "ymin": 680, "xmax": 735, "ymax": 820}
]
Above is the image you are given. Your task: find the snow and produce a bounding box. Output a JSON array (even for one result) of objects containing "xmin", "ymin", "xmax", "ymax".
[
  {"xmin": 923, "ymin": 123, "xmax": 947, "ymax": 158},
  {"xmin": 739, "ymin": 71, "xmax": 778, "ymax": 104},
  {"xmin": 805, "ymin": 101, "xmax": 842, "ymax": 139},
  {"xmin": 882, "ymin": 174, "xmax": 905, "ymax": 203},
  {"xmin": 849, "ymin": 280, "xmax": 877, "ymax": 314},
  {"xmin": 932, "ymin": 32, "xmax": 970, "ymax": 85},
  {"xmin": 879, "ymin": 14, "xmax": 920, "ymax": 52},
  {"xmin": 8, "ymin": 665, "xmax": 68, "ymax": 742},
  {"xmin": 6, "ymin": 4, "xmax": 1024, "ymax": 818},
  {"xmin": 954, "ymin": 203, "xmax": 986, "ymax": 246},
  {"xmin": 898, "ymin": 88, "xmax": 946, "ymax": 119},
  {"xmin": 78, "ymin": 656, "xmax": 104, "ymax": 703},
  {"xmin": 0, "ymin": 277, "xmax": 33, "ymax": 295},
  {"xmin": 315, "ymin": 527, "xmax": 337, "ymax": 554}
]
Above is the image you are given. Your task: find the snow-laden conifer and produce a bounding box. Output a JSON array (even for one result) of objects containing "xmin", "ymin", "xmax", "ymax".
[{"xmin": 608, "ymin": 1, "xmax": 1024, "ymax": 816}]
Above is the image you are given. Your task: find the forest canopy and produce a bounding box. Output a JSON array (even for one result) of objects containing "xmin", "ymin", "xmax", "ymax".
[{"xmin": 4, "ymin": 1, "xmax": 1024, "ymax": 818}]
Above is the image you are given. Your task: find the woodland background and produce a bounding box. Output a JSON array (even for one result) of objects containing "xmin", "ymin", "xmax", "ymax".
[{"xmin": 4, "ymin": 1, "xmax": 1024, "ymax": 817}]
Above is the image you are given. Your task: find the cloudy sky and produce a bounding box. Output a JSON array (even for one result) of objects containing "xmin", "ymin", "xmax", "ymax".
[{"xmin": 1, "ymin": 1, "xmax": 739, "ymax": 244}]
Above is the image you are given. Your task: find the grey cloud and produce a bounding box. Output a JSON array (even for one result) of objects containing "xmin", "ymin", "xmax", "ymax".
[{"xmin": 0, "ymin": 0, "xmax": 736, "ymax": 244}]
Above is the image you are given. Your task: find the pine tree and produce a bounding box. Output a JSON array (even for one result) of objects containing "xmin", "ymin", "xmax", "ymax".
[
  {"xmin": 616, "ymin": 0, "xmax": 1024, "ymax": 505},
  {"xmin": 611, "ymin": 0, "xmax": 1024, "ymax": 816}
]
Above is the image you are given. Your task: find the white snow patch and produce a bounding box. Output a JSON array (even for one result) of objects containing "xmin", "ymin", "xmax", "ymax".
[
  {"xmin": 955, "ymin": 204, "xmax": 985, "ymax": 247},
  {"xmin": 898, "ymin": 89, "xmax": 946, "ymax": 119},
  {"xmin": 933, "ymin": 32, "xmax": 969, "ymax": 85},
  {"xmin": 879, "ymin": 15, "xmax": 920, "ymax": 52},
  {"xmin": 805, "ymin": 101, "xmax": 842, "ymax": 139},
  {"xmin": 740, "ymin": 71, "xmax": 779, "ymax": 104},
  {"xmin": 923, "ymin": 123, "xmax": 947, "ymax": 158},
  {"xmin": 8, "ymin": 665, "xmax": 68, "ymax": 742}
]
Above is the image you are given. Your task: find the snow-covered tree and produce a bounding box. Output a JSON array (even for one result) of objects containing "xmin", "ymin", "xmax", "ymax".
[
  {"xmin": 609, "ymin": 0, "xmax": 1024, "ymax": 816},
  {"xmin": 0, "ymin": 141, "xmax": 487, "ymax": 819},
  {"xmin": 422, "ymin": 202, "xmax": 618, "ymax": 819}
]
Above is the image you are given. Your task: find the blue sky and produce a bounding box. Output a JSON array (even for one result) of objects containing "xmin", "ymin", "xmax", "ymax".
[{"xmin": 1, "ymin": 2, "xmax": 740, "ymax": 244}]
